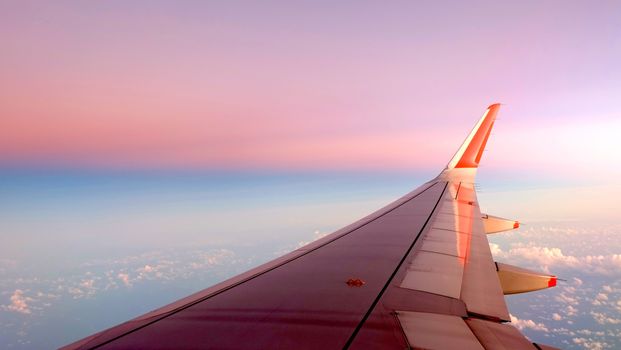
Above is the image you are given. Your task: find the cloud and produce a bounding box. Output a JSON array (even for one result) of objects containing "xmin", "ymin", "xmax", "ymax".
[
  {"xmin": 117, "ymin": 273, "xmax": 131, "ymax": 287},
  {"xmin": 551, "ymin": 327, "xmax": 574, "ymax": 336},
  {"xmin": 510, "ymin": 314, "xmax": 549, "ymax": 332},
  {"xmin": 581, "ymin": 255, "xmax": 621, "ymax": 275},
  {"xmin": 80, "ymin": 279, "xmax": 94, "ymax": 288},
  {"xmin": 65, "ymin": 278, "xmax": 98, "ymax": 299},
  {"xmin": 513, "ymin": 246, "xmax": 579, "ymax": 266},
  {"xmin": 490, "ymin": 243, "xmax": 621, "ymax": 276},
  {"xmin": 577, "ymin": 329, "xmax": 605, "ymax": 337},
  {"xmin": 556, "ymin": 292, "xmax": 579, "ymax": 306},
  {"xmin": 593, "ymin": 293, "xmax": 609, "ymax": 306},
  {"xmin": 488, "ymin": 223, "xmax": 621, "ymax": 347},
  {"xmin": 296, "ymin": 230, "xmax": 329, "ymax": 249},
  {"xmin": 491, "ymin": 244, "xmax": 578, "ymax": 272},
  {"xmin": 489, "ymin": 243, "xmax": 502, "ymax": 255},
  {"xmin": 192, "ymin": 249, "xmax": 236, "ymax": 269},
  {"xmin": 7, "ymin": 247, "xmax": 243, "ymax": 308},
  {"xmin": 2, "ymin": 289, "xmax": 33, "ymax": 315},
  {"xmin": 590, "ymin": 311, "xmax": 621, "ymax": 325},
  {"xmin": 136, "ymin": 264, "xmax": 161, "ymax": 280},
  {"xmin": 566, "ymin": 305, "xmax": 578, "ymax": 317},
  {"xmin": 572, "ymin": 337, "xmax": 609, "ymax": 350}
]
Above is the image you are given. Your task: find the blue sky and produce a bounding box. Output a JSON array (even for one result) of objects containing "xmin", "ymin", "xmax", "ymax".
[{"xmin": 1, "ymin": 172, "xmax": 621, "ymax": 349}]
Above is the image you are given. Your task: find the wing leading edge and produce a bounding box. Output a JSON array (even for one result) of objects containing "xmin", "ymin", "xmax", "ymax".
[{"xmin": 62, "ymin": 104, "xmax": 560, "ymax": 350}]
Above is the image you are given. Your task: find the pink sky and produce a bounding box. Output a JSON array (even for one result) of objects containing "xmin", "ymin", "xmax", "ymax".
[{"xmin": 2, "ymin": 1, "xmax": 620, "ymax": 177}]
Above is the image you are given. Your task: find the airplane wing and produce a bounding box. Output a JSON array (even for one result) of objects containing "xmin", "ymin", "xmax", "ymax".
[{"xmin": 62, "ymin": 104, "xmax": 560, "ymax": 350}]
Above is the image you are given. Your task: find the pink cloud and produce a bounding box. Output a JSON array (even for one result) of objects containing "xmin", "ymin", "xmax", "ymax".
[{"xmin": 2, "ymin": 289, "xmax": 33, "ymax": 315}]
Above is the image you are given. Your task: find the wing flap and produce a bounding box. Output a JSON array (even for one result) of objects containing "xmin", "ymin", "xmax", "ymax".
[
  {"xmin": 397, "ymin": 312, "xmax": 484, "ymax": 350},
  {"xmin": 465, "ymin": 318, "xmax": 536, "ymax": 350},
  {"xmin": 399, "ymin": 180, "xmax": 510, "ymax": 321},
  {"xmin": 458, "ymin": 185, "xmax": 510, "ymax": 321},
  {"xmin": 400, "ymin": 250, "xmax": 465, "ymax": 298},
  {"xmin": 420, "ymin": 228, "xmax": 471, "ymax": 257}
]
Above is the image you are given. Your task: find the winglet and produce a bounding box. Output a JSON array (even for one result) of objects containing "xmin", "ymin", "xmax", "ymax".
[{"xmin": 446, "ymin": 104, "xmax": 500, "ymax": 169}]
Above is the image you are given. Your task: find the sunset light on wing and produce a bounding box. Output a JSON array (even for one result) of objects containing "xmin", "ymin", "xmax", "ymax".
[{"xmin": 2, "ymin": 2, "xmax": 621, "ymax": 349}]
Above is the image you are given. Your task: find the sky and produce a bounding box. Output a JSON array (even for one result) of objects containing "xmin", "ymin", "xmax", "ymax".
[
  {"xmin": 1, "ymin": 1, "xmax": 621, "ymax": 349},
  {"xmin": 2, "ymin": 1, "xmax": 621, "ymax": 174}
]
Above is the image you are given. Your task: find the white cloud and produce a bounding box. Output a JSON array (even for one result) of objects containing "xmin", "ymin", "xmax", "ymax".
[
  {"xmin": 198, "ymin": 249, "xmax": 235, "ymax": 267},
  {"xmin": 581, "ymin": 255, "xmax": 621, "ymax": 275},
  {"xmin": 2, "ymin": 289, "xmax": 33, "ymax": 315},
  {"xmin": 556, "ymin": 292, "xmax": 579, "ymax": 306},
  {"xmin": 136, "ymin": 264, "xmax": 160, "ymax": 280},
  {"xmin": 577, "ymin": 329, "xmax": 605, "ymax": 337},
  {"xmin": 6, "ymin": 248, "xmax": 242, "ymax": 307},
  {"xmin": 80, "ymin": 279, "xmax": 95, "ymax": 290},
  {"xmin": 591, "ymin": 311, "xmax": 621, "ymax": 325},
  {"xmin": 117, "ymin": 273, "xmax": 131, "ymax": 287},
  {"xmin": 551, "ymin": 327, "xmax": 574, "ymax": 336},
  {"xmin": 296, "ymin": 230, "xmax": 329, "ymax": 249},
  {"xmin": 66, "ymin": 278, "xmax": 98, "ymax": 299},
  {"xmin": 505, "ymin": 245, "xmax": 579, "ymax": 267},
  {"xmin": 510, "ymin": 314, "xmax": 549, "ymax": 332},
  {"xmin": 566, "ymin": 305, "xmax": 578, "ymax": 317},
  {"xmin": 491, "ymin": 243, "xmax": 621, "ymax": 276},
  {"xmin": 489, "ymin": 223, "xmax": 621, "ymax": 347},
  {"xmin": 593, "ymin": 292, "xmax": 609, "ymax": 306},
  {"xmin": 489, "ymin": 243, "xmax": 502, "ymax": 255},
  {"xmin": 572, "ymin": 337, "xmax": 609, "ymax": 350}
]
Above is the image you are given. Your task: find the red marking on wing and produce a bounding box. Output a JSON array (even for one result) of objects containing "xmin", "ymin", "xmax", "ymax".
[
  {"xmin": 548, "ymin": 277, "xmax": 557, "ymax": 288},
  {"xmin": 346, "ymin": 278, "xmax": 366, "ymax": 287}
]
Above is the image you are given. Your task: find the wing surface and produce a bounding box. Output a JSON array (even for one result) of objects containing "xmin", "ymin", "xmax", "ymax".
[{"xmin": 62, "ymin": 105, "xmax": 560, "ymax": 350}]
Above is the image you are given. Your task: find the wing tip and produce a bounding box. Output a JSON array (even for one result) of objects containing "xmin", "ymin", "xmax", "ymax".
[
  {"xmin": 446, "ymin": 103, "xmax": 500, "ymax": 170},
  {"xmin": 488, "ymin": 102, "xmax": 501, "ymax": 109}
]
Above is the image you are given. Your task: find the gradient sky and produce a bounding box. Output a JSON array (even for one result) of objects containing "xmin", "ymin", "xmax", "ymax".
[
  {"xmin": 2, "ymin": 1, "xmax": 621, "ymax": 176},
  {"xmin": 2, "ymin": 2, "xmax": 621, "ymax": 349}
]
